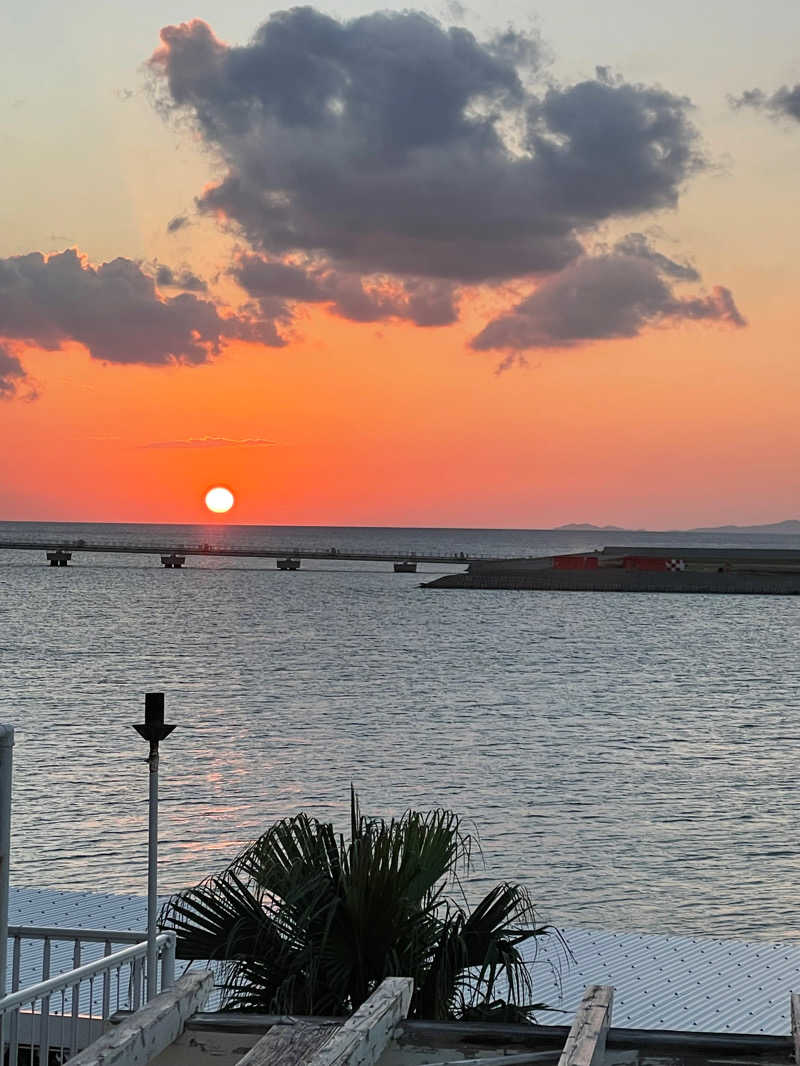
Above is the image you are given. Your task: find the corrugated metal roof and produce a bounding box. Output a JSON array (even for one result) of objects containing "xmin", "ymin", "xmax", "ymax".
[
  {"xmin": 6, "ymin": 888, "xmax": 800, "ymax": 1036},
  {"xmin": 8, "ymin": 885, "xmax": 147, "ymax": 934},
  {"xmin": 526, "ymin": 926, "xmax": 800, "ymax": 1036}
]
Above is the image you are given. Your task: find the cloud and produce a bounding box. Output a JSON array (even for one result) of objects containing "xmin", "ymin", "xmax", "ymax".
[
  {"xmin": 233, "ymin": 257, "xmax": 326, "ymax": 304},
  {"xmin": 471, "ymin": 236, "xmax": 745, "ymax": 351},
  {"xmin": 149, "ymin": 13, "xmax": 705, "ymax": 290},
  {"xmin": 231, "ymin": 254, "xmax": 458, "ymax": 326},
  {"xmin": 166, "ymin": 215, "xmax": 189, "ymax": 233},
  {"xmin": 0, "ymin": 249, "xmax": 285, "ymax": 379},
  {"xmin": 154, "ymin": 264, "xmax": 207, "ymax": 291},
  {"xmin": 141, "ymin": 436, "xmax": 274, "ymax": 448},
  {"xmin": 732, "ymin": 85, "xmax": 800, "ymax": 123},
  {"xmin": 0, "ymin": 345, "xmax": 26, "ymax": 398},
  {"xmin": 2, "ymin": 8, "xmax": 739, "ymax": 397},
  {"xmin": 611, "ymin": 232, "xmax": 700, "ymax": 281}
]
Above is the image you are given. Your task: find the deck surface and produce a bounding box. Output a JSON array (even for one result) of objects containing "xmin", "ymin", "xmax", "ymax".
[{"xmin": 7, "ymin": 887, "xmax": 800, "ymax": 1035}]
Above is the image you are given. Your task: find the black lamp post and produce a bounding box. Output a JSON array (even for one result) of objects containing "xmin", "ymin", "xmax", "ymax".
[{"xmin": 133, "ymin": 693, "xmax": 176, "ymax": 999}]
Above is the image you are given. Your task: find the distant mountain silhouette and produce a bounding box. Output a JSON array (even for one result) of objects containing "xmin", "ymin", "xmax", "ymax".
[
  {"xmin": 555, "ymin": 523, "xmax": 627, "ymax": 531},
  {"xmin": 689, "ymin": 519, "xmax": 800, "ymax": 534},
  {"xmin": 556, "ymin": 519, "xmax": 800, "ymax": 534}
]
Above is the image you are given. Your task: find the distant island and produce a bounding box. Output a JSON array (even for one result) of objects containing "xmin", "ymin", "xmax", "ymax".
[
  {"xmin": 556, "ymin": 520, "xmax": 800, "ymax": 534},
  {"xmin": 556, "ymin": 523, "xmax": 628, "ymax": 531}
]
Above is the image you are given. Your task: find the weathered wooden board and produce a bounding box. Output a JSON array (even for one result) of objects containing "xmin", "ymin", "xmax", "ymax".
[
  {"xmin": 791, "ymin": 993, "xmax": 800, "ymax": 1065},
  {"xmin": 235, "ymin": 1021, "xmax": 341, "ymax": 1066},
  {"xmin": 406, "ymin": 1052, "xmax": 560, "ymax": 1066},
  {"xmin": 307, "ymin": 977, "xmax": 413, "ymax": 1066},
  {"xmin": 68, "ymin": 970, "xmax": 214, "ymax": 1066},
  {"xmin": 558, "ymin": 985, "xmax": 614, "ymax": 1066}
]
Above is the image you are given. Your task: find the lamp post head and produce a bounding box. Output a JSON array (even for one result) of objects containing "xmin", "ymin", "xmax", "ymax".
[{"xmin": 133, "ymin": 693, "xmax": 176, "ymax": 760}]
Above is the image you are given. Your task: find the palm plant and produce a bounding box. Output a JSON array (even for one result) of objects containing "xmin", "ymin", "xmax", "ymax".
[{"xmin": 159, "ymin": 790, "xmax": 551, "ymax": 1020}]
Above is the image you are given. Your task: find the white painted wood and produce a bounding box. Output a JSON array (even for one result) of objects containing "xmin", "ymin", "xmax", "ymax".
[
  {"xmin": 306, "ymin": 977, "xmax": 413, "ymax": 1066},
  {"xmin": 67, "ymin": 970, "xmax": 213, "ymax": 1066},
  {"xmin": 558, "ymin": 985, "xmax": 613, "ymax": 1066},
  {"xmin": 235, "ymin": 1021, "xmax": 340, "ymax": 1066},
  {"xmin": 791, "ymin": 993, "xmax": 800, "ymax": 1065},
  {"xmin": 9, "ymin": 925, "xmax": 145, "ymax": 943}
]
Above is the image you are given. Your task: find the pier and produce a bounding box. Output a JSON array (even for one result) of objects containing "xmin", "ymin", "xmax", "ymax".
[
  {"xmin": 0, "ymin": 539, "xmax": 480, "ymax": 569},
  {"xmin": 45, "ymin": 549, "xmax": 72, "ymax": 567}
]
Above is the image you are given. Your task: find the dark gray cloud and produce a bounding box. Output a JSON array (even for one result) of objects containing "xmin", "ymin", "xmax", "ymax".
[
  {"xmin": 320, "ymin": 274, "xmax": 458, "ymax": 325},
  {"xmin": 611, "ymin": 232, "xmax": 700, "ymax": 281},
  {"xmin": 471, "ymin": 238, "xmax": 744, "ymax": 351},
  {"xmin": 154, "ymin": 264, "xmax": 207, "ymax": 291},
  {"xmin": 234, "ymin": 257, "xmax": 326, "ymax": 303},
  {"xmin": 0, "ymin": 345, "xmax": 25, "ymax": 398},
  {"xmin": 0, "ymin": 249, "xmax": 285, "ymax": 375},
  {"xmin": 150, "ymin": 13, "xmax": 704, "ymax": 285},
  {"xmin": 232, "ymin": 254, "xmax": 458, "ymax": 326},
  {"xmin": 526, "ymin": 71, "xmax": 703, "ymax": 223},
  {"xmin": 166, "ymin": 215, "xmax": 189, "ymax": 233},
  {"xmin": 732, "ymin": 85, "xmax": 800, "ymax": 122},
  {"xmin": 401, "ymin": 278, "xmax": 459, "ymax": 326}
]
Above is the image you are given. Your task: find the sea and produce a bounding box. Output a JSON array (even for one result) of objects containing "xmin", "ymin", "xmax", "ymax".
[{"xmin": 3, "ymin": 520, "xmax": 800, "ymax": 942}]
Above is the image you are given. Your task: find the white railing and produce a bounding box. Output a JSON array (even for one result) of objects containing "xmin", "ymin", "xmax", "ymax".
[
  {"xmin": 7, "ymin": 926, "xmax": 146, "ymax": 994},
  {"xmin": 0, "ymin": 930, "xmax": 175, "ymax": 1065}
]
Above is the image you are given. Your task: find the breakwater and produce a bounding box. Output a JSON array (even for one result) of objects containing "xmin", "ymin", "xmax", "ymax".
[
  {"xmin": 423, "ymin": 545, "xmax": 800, "ymax": 593},
  {"xmin": 423, "ymin": 568, "xmax": 800, "ymax": 593}
]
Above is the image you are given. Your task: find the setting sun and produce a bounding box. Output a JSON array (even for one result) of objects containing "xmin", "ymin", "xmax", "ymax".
[{"xmin": 205, "ymin": 486, "xmax": 235, "ymax": 514}]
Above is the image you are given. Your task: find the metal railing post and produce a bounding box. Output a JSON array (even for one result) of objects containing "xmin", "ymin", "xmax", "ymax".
[{"xmin": 160, "ymin": 931, "xmax": 176, "ymax": 992}]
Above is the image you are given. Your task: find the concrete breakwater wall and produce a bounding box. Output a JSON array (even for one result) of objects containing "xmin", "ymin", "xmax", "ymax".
[{"xmin": 422, "ymin": 569, "xmax": 800, "ymax": 594}]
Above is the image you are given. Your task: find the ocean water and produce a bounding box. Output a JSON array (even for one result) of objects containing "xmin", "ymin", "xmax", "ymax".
[{"xmin": 3, "ymin": 520, "xmax": 800, "ymax": 941}]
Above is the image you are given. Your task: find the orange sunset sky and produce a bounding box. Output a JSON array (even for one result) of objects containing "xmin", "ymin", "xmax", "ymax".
[{"xmin": 2, "ymin": 0, "xmax": 799, "ymax": 528}]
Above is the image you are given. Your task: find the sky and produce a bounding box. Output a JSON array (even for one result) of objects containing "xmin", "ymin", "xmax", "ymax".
[{"xmin": 1, "ymin": 0, "xmax": 799, "ymax": 528}]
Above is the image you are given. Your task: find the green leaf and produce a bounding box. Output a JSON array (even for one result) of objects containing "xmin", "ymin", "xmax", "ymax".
[{"xmin": 159, "ymin": 792, "xmax": 555, "ymax": 1020}]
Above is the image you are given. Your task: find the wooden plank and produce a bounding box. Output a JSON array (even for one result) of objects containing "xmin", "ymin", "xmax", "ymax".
[
  {"xmin": 236, "ymin": 1021, "xmax": 341, "ymax": 1066},
  {"xmin": 234, "ymin": 978, "xmax": 412, "ymax": 1066},
  {"xmin": 791, "ymin": 993, "xmax": 800, "ymax": 1065},
  {"xmin": 558, "ymin": 985, "xmax": 614, "ymax": 1066},
  {"xmin": 67, "ymin": 970, "xmax": 214, "ymax": 1066},
  {"xmin": 411, "ymin": 1052, "xmax": 560, "ymax": 1066},
  {"xmin": 307, "ymin": 977, "xmax": 413, "ymax": 1066}
]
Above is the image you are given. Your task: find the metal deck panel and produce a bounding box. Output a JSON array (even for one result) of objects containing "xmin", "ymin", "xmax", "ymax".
[
  {"xmin": 527, "ymin": 926, "xmax": 800, "ymax": 1035},
  {"xmin": 6, "ymin": 888, "xmax": 800, "ymax": 1035},
  {"xmin": 8, "ymin": 886, "xmax": 148, "ymax": 933}
]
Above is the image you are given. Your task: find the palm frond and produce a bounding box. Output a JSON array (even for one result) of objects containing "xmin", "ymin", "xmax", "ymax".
[{"xmin": 159, "ymin": 792, "xmax": 555, "ymax": 1020}]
